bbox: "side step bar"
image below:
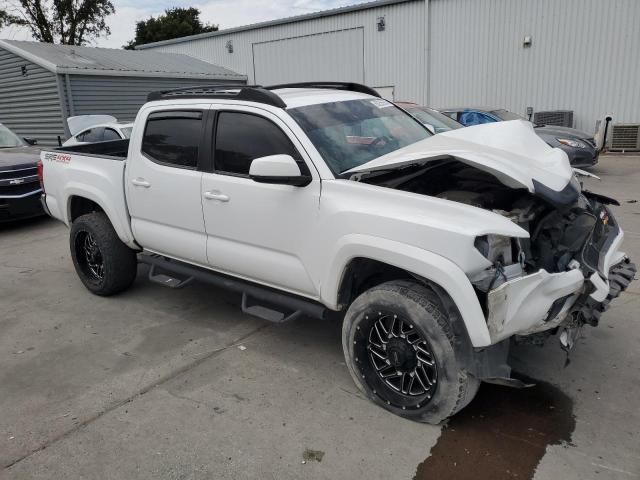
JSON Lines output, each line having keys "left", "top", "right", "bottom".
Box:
{"left": 138, "top": 254, "right": 327, "bottom": 322}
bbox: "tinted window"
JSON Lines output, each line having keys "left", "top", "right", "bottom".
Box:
{"left": 103, "top": 128, "right": 120, "bottom": 141}
{"left": 142, "top": 111, "right": 203, "bottom": 168}
{"left": 78, "top": 127, "right": 104, "bottom": 143}
{"left": 214, "top": 112, "right": 299, "bottom": 175}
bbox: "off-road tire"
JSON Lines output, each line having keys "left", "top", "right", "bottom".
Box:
{"left": 70, "top": 212, "right": 137, "bottom": 296}
{"left": 342, "top": 280, "right": 479, "bottom": 424}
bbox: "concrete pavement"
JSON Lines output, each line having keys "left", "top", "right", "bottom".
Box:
{"left": 1, "top": 155, "right": 639, "bottom": 479}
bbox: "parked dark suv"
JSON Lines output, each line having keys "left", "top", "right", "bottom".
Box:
{"left": 439, "top": 107, "right": 599, "bottom": 168}
{"left": 0, "top": 123, "right": 43, "bottom": 222}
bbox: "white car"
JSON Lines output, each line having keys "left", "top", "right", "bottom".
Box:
{"left": 39, "top": 83, "right": 635, "bottom": 423}
{"left": 63, "top": 115, "right": 133, "bottom": 146}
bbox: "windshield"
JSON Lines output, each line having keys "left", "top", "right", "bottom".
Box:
{"left": 288, "top": 99, "right": 431, "bottom": 175}
{"left": 121, "top": 127, "right": 133, "bottom": 138}
{"left": 490, "top": 109, "right": 529, "bottom": 122}
{"left": 406, "top": 107, "right": 462, "bottom": 133}
{"left": 0, "top": 124, "right": 25, "bottom": 148}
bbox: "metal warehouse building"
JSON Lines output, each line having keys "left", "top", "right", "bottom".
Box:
{"left": 0, "top": 40, "right": 246, "bottom": 146}
{"left": 137, "top": 0, "right": 640, "bottom": 145}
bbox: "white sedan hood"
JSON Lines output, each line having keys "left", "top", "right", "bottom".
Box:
{"left": 347, "top": 120, "right": 573, "bottom": 192}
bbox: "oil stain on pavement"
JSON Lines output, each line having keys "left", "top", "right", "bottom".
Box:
{"left": 414, "top": 376, "right": 575, "bottom": 480}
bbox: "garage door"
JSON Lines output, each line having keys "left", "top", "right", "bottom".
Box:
{"left": 253, "top": 28, "right": 364, "bottom": 85}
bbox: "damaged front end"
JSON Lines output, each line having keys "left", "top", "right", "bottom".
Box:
{"left": 465, "top": 173, "right": 635, "bottom": 349}
{"left": 359, "top": 156, "right": 635, "bottom": 352}
{"left": 350, "top": 121, "right": 635, "bottom": 353}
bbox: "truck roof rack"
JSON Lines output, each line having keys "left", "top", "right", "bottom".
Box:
{"left": 146, "top": 85, "right": 287, "bottom": 108}
{"left": 266, "top": 82, "right": 381, "bottom": 98}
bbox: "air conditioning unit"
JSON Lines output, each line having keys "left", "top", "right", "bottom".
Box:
{"left": 610, "top": 124, "right": 640, "bottom": 152}
{"left": 533, "top": 110, "right": 574, "bottom": 127}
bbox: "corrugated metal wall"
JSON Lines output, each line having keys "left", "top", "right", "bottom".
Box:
{"left": 429, "top": 0, "right": 640, "bottom": 132}
{"left": 0, "top": 47, "right": 65, "bottom": 146}
{"left": 145, "top": 1, "right": 428, "bottom": 104}
{"left": 64, "top": 75, "right": 244, "bottom": 124}
{"left": 143, "top": 0, "right": 640, "bottom": 134}
{"left": 253, "top": 28, "right": 365, "bottom": 84}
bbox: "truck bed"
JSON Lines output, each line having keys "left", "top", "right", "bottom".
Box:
{"left": 41, "top": 139, "right": 136, "bottom": 247}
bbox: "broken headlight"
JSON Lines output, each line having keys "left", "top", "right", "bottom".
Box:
{"left": 475, "top": 235, "right": 517, "bottom": 265}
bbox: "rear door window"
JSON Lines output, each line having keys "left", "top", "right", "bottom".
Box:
{"left": 141, "top": 111, "right": 203, "bottom": 169}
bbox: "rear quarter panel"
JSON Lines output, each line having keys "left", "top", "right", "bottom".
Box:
{"left": 41, "top": 150, "right": 136, "bottom": 248}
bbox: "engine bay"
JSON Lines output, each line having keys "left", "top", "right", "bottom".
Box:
{"left": 359, "top": 158, "right": 616, "bottom": 299}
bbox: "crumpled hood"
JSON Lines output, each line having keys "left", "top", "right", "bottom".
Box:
{"left": 346, "top": 120, "right": 574, "bottom": 193}
{"left": 0, "top": 146, "right": 41, "bottom": 170}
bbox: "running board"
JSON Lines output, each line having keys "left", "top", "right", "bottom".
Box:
{"left": 241, "top": 293, "right": 302, "bottom": 323}
{"left": 138, "top": 254, "right": 327, "bottom": 321}
{"left": 148, "top": 264, "right": 193, "bottom": 288}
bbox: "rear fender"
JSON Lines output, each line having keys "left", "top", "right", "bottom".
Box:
{"left": 64, "top": 184, "right": 137, "bottom": 248}
{"left": 322, "top": 234, "right": 491, "bottom": 347}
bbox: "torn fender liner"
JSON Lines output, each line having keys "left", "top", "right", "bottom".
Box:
{"left": 487, "top": 269, "right": 584, "bottom": 343}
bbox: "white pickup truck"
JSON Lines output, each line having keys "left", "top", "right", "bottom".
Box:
{"left": 39, "top": 82, "right": 635, "bottom": 423}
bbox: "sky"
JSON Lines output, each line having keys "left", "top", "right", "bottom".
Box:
{"left": 0, "top": 0, "right": 371, "bottom": 49}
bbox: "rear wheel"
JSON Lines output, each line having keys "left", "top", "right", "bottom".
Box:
{"left": 70, "top": 212, "right": 137, "bottom": 296}
{"left": 342, "top": 280, "right": 479, "bottom": 423}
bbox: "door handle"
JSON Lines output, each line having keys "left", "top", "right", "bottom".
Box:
{"left": 131, "top": 178, "right": 151, "bottom": 188}
{"left": 203, "top": 191, "right": 230, "bottom": 202}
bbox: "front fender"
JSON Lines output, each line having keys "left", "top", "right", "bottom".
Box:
{"left": 321, "top": 234, "right": 491, "bottom": 347}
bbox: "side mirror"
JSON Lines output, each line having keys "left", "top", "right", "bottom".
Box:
{"left": 249, "top": 154, "right": 312, "bottom": 187}
{"left": 23, "top": 137, "right": 38, "bottom": 145}
{"left": 423, "top": 123, "right": 436, "bottom": 135}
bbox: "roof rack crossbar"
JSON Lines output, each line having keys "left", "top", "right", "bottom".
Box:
{"left": 147, "top": 84, "right": 287, "bottom": 108}
{"left": 266, "top": 82, "right": 381, "bottom": 98}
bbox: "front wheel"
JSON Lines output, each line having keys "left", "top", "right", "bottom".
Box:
{"left": 70, "top": 212, "right": 137, "bottom": 296}
{"left": 342, "top": 280, "right": 479, "bottom": 424}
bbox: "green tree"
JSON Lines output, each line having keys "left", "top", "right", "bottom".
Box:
{"left": 1, "top": 0, "right": 115, "bottom": 45}
{"left": 124, "top": 7, "right": 218, "bottom": 50}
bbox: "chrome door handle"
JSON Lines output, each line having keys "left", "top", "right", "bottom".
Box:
{"left": 204, "top": 191, "right": 230, "bottom": 202}
{"left": 131, "top": 178, "right": 151, "bottom": 188}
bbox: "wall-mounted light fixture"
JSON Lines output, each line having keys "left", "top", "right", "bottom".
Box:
{"left": 377, "top": 16, "right": 386, "bottom": 32}
{"left": 21, "top": 65, "right": 27, "bottom": 76}
{"left": 523, "top": 35, "right": 532, "bottom": 47}
{"left": 226, "top": 40, "right": 234, "bottom": 53}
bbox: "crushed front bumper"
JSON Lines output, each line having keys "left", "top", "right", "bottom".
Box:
{"left": 486, "top": 268, "right": 585, "bottom": 343}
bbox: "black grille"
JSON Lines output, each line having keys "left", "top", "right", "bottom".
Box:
{"left": 0, "top": 166, "right": 37, "bottom": 181}
{"left": 0, "top": 166, "right": 40, "bottom": 197}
